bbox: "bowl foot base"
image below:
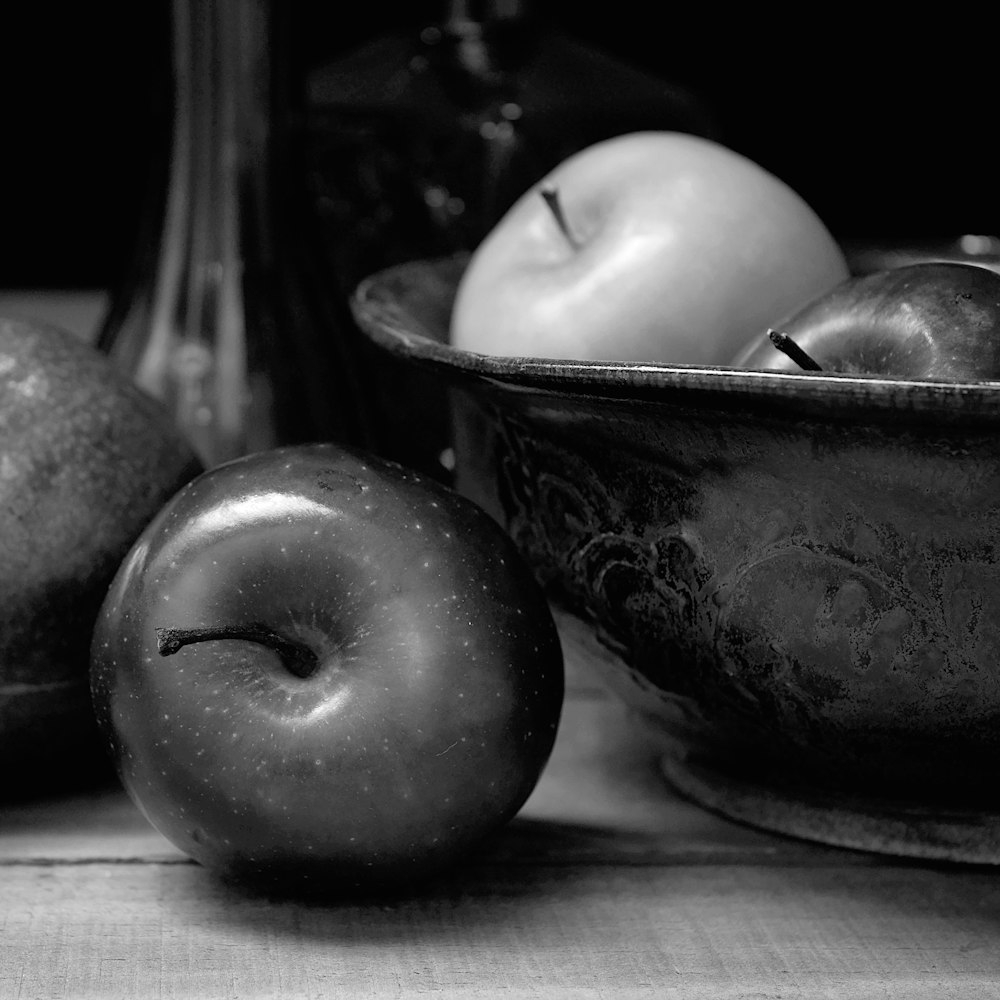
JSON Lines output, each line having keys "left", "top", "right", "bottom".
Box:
{"left": 659, "top": 742, "right": 1000, "bottom": 865}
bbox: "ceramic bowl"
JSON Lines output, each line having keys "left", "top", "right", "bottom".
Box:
{"left": 351, "top": 253, "right": 1000, "bottom": 863}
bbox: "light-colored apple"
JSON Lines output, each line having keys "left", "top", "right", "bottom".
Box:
{"left": 450, "top": 131, "right": 851, "bottom": 365}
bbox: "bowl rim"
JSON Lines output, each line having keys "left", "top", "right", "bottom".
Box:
{"left": 351, "top": 255, "right": 1000, "bottom": 425}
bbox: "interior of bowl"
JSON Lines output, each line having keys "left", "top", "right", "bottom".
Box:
{"left": 351, "top": 254, "right": 1000, "bottom": 428}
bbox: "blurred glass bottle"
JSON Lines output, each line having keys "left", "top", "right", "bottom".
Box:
{"left": 297, "top": 0, "right": 719, "bottom": 480}
{"left": 96, "top": 0, "right": 372, "bottom": 469}
{"left": 304, "top": 0, "right": 718, "bottom": 283}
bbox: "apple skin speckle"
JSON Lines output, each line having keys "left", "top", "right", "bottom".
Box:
{"left": 89, "top": 443, "right": 564, "bottom": 896}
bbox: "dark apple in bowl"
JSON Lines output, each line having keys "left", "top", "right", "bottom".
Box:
{"left": 733, "top": 261, "right": 1000, "bottom": 380}
{"left": 90, "top": 443, "right": 564, "bottom": 896}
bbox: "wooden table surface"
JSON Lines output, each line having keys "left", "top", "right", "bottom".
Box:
{"left": 5, "top": 655, "right": 1000, "bottom": 1000}
{"left": 3, "top": 293, "right": 1000, "bottom": 998}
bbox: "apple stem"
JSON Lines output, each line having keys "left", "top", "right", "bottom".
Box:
{"left": 767, "top": 328, "right": 824, "bottom": 371}
{"left": 155, "top": 623, "right": 319, "bottom": 679}
{"left": 540, "top": 185, "right": 581, "bottom": 251}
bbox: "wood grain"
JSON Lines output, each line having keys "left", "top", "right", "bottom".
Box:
{"left": 5, "top": 860, "right": 1000, "bottom": 999}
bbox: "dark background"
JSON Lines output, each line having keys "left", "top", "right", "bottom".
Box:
{"left": 2, "top": 2, "right": 996, "bottom": 291}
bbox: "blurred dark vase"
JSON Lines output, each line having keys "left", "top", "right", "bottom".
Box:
{"left": 96, "top": 0, "right": 373, "bottom": 469}
{"left": 298, "top": 0, "right": 719, "bottom": 481}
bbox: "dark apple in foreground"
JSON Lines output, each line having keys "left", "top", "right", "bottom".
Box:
{"left": 733, "top": 261, "right": 1000, "bottom": 379}
{"left": 90, "top": 444, "right": 564, "bottom": 894}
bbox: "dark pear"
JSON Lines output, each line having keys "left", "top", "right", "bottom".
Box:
{"left": 733, "top": 262, "right": 1000, "bottom": 380}
{"left": 0, "top": 317, "right": 202, "bottom": 796}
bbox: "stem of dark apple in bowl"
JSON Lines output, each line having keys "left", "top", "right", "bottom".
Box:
{"left": 155, "top": 624, "right": 320, "bottom": 679}
{"left": 540, "top": 186, "right": 581, "bottom": 251}
{"left": 767, "top": 328, "right": 824, "bottom": 371}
